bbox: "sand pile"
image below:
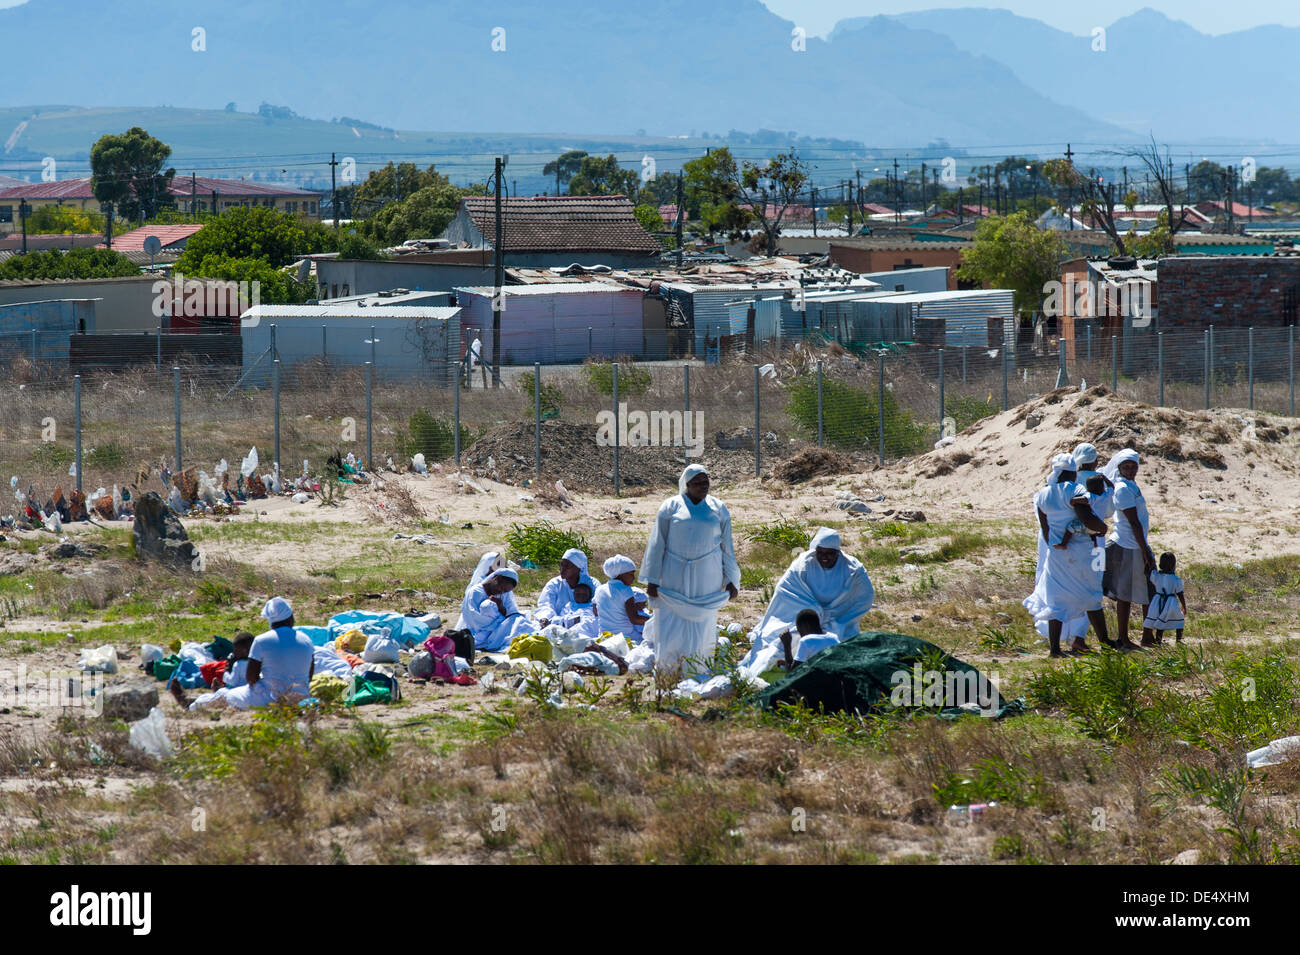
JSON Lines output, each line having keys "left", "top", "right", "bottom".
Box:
{"left": 909, "top": 385, "right": 1300, "bottom": 507}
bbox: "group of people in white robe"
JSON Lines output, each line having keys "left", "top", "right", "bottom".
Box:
{"left": 455, "top": 463, "right": 879, "bottom": 680}
{"left": 1024, "top": 443, "right": 1185, "bottom": 656}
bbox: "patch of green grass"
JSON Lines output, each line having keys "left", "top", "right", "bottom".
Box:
{"left": 746, "top": 519, "right": 810, "bottom": 551}
{"left": 86, "top": 441, "right": 128, "bottom": 470}
{"left": 504, "top": 519, "right": 589, "bottom": 568}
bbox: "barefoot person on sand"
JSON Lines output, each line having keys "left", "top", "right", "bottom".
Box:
{"left": 1101, "top": 449, "right": 1153, "bottom": 646}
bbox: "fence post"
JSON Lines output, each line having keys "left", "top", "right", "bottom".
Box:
{"left": 588, "top": 326, "right": 593, "bottom": 357}
{"left": 961, "top": 343, "right": 967, "bottom": 383}
{"left": 365, "top": 360, "right": 373, "bottom": 471}
{"left": 534, "top": 361, "right": 542, "bottom": 478}
{"left": 1055, "top": 337, "right": 1067, "bottom": 388}
{"left": 156, "top": 325, "right": 162, "bottom": 374}
{"left": 816, "top": 359, "right": 824, "bottom": 446}
{"left": 30, "top": 328, "right": 37, "bottom": 372}
{"left": 453, "top": 362, "right": 461, "bottom": 468}
{"left": 612, "top": 362, "right": 620, "bottom": 496}
{"left": 173, "top": 366, "right": 182, "bottom": 472}
{"left": 754, "top": 364, "right": 761, "bottom": 477}
{"left": 73, "top": 374, "right": 82, "bottom": 494}
{"left": 273, "top": 358, "right": 281, "bottom": 476}
{"left": 322, "top": 324, "right": 327, "bottom": 362}
{"left": 1001, "top": 329, "right": 1008, "bottom": 412}
{"left": 1205, "top": 325, "right": 1213, "bottom": 410}
{"left": 1087, "top": 325, "right": 1092, "bottom": 362}
{"left": 938, "top": 348, "right": 945, "bottom": 425}
{"left": 1291, "top": 325, "right": 1295, "bottom": 418}
{"left": 684, "top": 363, "right": 690, "bottom": 419}
{"left": 1110, "top": 335, "right": 1117, "bottom": 394}
{"left": 370, "top": 325, "right": 376, "bottom": 370}
{"left": 877, "top": 351, "right": 886, "bottom": 465}
{"left": 1248, "top": 326, "right": 1255, "bottom": 410}
{"left": 1157, "top": 332, "right": 1164, "bottom": 407}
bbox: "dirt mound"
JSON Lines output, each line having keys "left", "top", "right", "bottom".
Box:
{"left": 459, "top": 419, "right": 818, "bottom": 494}
{"left": 908, "top": 385, "right": 1300, "bottom": 507}
{"left": 774, "top": 446, "right": 856, "bottom": 484}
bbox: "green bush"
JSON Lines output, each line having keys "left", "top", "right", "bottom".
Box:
{"left": 747, "top": 519, "right": 810, "bottom": 550}
{"left": 87, "top": 441, "right": 127, "bottom": 470}
{"left": 505, "top": 519, "right": 589, "bottom": 567}
{"left": 788, "top": 377, "right": 929, "bottom": 455}
{"left": 944, "top": 393, "right": 999, "bottom": 433}
{"left": 395, "top": 410, "right": 471, "bottom": 462}
{"left": 583, "top": 361, "right": 650, "bottom": 397}
{"left": 519, "top": 371, "right": 563, "bottom": 418}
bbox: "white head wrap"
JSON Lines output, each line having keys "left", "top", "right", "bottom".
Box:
{"left": 560, "top": 547, "right": 588, "bottom": 573}
{"left": 470, "top": 551, "right": 505, "bottom": 587}
{"left": 679, "top": 463, "right": 709, "bottom": 495}
{"left": 1050, "top": 452, "right": 1077, "bottom": 480}
{"left": 261, "top": 596, "right": 293, "bottom": 625}
{"left": 1072, "top": 443, "right": 1098, "bottom": 467}
{"left": 603, "top": 554, "right": 636, "bottom": 578}
{"left": 810, "top": 527, "right": 841, "bottom": 551}
{"left": 1101, "top": 448, "right": 1139, "bottom": 483}
{"left": 485, "top": 568, "right": 518, "bottom": 587}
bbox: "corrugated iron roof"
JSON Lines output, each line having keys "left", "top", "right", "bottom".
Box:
{"left": 460, "top": 195, "right": 661, "bottom": 255}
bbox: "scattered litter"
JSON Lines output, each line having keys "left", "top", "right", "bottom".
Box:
{"left": 78, "top": 645, "right": 118, "bottom": 674}
{"left": 1247, "top": 736, "right": 1300, "bottom": 769}
{"left": 128, "top": 707, "right": 174, "bottom": 759}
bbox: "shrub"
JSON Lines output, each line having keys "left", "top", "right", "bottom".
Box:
{"left": 505, "top": 519, "right": 589, "bottom": 567}
{"left": 788, "top": 377, "right": 929, "bottom": 455}
{"left": 87, "top": 441, "right": 127, "bottom": 470}
{"left": 395, "top": 410, "right": 471, "bottom": 461}
{"left": 945, "top": 393, "right": 999, "bottom": 433}
{"left": 747, "top": 519, "right": 810, "bottom": 550}
{"left": 583, "top": 361, "right": 650, "bottom": 397}
{"left": 519, "top": 371, "right": 563, "bottom": 418}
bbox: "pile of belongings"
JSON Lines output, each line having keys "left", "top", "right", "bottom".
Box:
{"left": 758, "top": 631, "right": 1025, "bottom": 719}
{"left": 8, "top": 477, "right": 100, "bottom": 530}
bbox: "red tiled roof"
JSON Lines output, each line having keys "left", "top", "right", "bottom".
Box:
{"left": 98, "top": 223, "right": 204, "bottom": 251}
{"left": 461, "top": 195, "right": 660, "bottom": 254}
{"left": 0, "top": 175, "right": 315, "bottom": 201}
{"left": 1195, "top": 200, "right": 1273, "bottom": 219}
{"left": 861, "top": 203, "right": 895, "bottom": 215}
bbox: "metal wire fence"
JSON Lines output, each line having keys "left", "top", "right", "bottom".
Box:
{"left": 1, "top": 324, "right": 1295, "bottom": 503}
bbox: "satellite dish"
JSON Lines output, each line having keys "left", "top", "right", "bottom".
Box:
{"left": 142, "top": 235, "right": 162, "bottom": 256}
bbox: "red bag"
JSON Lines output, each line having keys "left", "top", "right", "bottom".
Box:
{"left": 199, "top": 659, "right": 228, "bottom": 687}
{"left": 422, "top": 635, "right": 477, "bottom": 686}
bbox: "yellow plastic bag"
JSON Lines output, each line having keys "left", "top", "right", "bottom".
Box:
{"left": 508, "top": 633, "right": 552, "bottom": 663}
{"left": 309, "top": 673, "right": 350, "bottom": 703}
{"left": 336, "top": 629, "right": 368, "bottom": 654}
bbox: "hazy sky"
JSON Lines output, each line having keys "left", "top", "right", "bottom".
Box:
{"left": 2, "top": 0, "right": 1295, "bottom": 35}
{"left": 760, "top": 1, "right": 1296, "bottom": 36}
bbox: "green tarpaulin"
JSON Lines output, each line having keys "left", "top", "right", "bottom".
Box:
{"left": 758, "top": 631, "right": 1024, "bottom": 720}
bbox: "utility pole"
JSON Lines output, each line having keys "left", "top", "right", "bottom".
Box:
{"left": 856, "top": 168, "right": 862, "bottom": 229}
{"left": 493, "top": 156, "right": 505, "bottom": 388}
{"left": 932, "top": 168, "right": 939, "bottom": 215}
{"left": 329, "top": 153, "right": 339, "bottom": 230}
{"left": 1064, "top": 143, "right": 1075, "bottom": 230}
{"left": 675, "top": 173, "right": 684, "bottom": 268}
{"left": 845, "top": 183, "right": 852, "bottom": 234}
{"left": 893, "top": 157, "right": 900, "bottom": 222}
{"left": 920, "top": 162, "right": 927, "bottom": 213}
{"left": 19, "top": 200, "right": 30, "bottom": 254}
{"left": 811, "top": 186, "right": 818, "bottom": 238}
{"left": 191, "top": 172, "right": 197, "bottom": 221}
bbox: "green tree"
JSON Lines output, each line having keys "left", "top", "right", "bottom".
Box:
{"left": 353, "top": 162, "right": 449, "bottom": 211}
{"left": 957, "top": 211, "right": 1066, "bottom": 318}
{"left": 0, "top": 247, "right": 138, "bottom": 280}
{"left": 186, "top": 253, "right": 313, "bottom": 304}
{"left": 542, "top": 150, "right": 588, "bottom": 194}
{"left": 633, "top": 203, "right": 665, "bottom": 234}
{"left": 357, "top": 181, "right": 470, "bottom": 246}
{"left": 682, "top": 147, "right": 807, "bottom": 254}
{"left": 336, "top": 232, "right": 383, "bottom": 260}
{"left": 175, "top": 206, "right": 306, "bottom": 272}
{"left": 567, "top": 154, "right": 639, "bottom": 197}
{"left": 89, "top": 127, "right": 176, "bottom": 222}
{"left": 26, "top": 205, "right": 105, "bottom": 235}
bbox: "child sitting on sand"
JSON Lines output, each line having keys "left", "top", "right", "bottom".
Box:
{"left": 1142, "top": 552, "right": 1187, "bottom": 646}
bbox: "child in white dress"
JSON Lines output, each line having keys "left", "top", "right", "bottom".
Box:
{"left": 1142, "top": 552, "right": 1186, "bottom": 646}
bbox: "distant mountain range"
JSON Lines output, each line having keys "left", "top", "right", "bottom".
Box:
{"left": 0, "top": 2, "right": 1290, "bottom": 175}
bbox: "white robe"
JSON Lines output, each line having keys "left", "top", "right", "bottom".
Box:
{"left": 460, "top": 581, "right": 533, "bottom": 651}
{"left": 740, "top": 548, "right": 874, "bottom": 679}
{"left": 640, "top": 492, "right": 740, "bottom": 677}
{"left": 1029, "top": 481, "right": 1103, "bottom": 625}
{"left": 535, "top": 573, "right": 598, "bottom": 624}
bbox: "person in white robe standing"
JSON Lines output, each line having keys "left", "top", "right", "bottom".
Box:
{"left": 640, "top": 464, "right": 740, "bottom": 678}
{"left": 460, "top": 568, "right": 532, "bottom": 652}
{"left": 1033, "top": 453, "right": 1114, "bottom": 657}
{"left": 739, "top": 526, "right": 874, "bottom": 679}
{"left": 535, "top": 547, "right": 596, "bottom": 626}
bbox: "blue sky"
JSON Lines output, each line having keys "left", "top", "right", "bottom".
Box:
{"left": 760, "top": 1, "right": 1297, "bottom": 36}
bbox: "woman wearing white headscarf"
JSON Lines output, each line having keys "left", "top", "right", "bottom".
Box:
{"left": 454, "top": 551, "right": 507, "bottom": 629}
{"left": 460, "top": 568, "right": 533, "bottom": 651}
{"left": 641, "top": 464, "right": 741, "bottom": 677}
{"left": 535, "top": 547, "right": 597, "bottom": 626}
{"left": 739, "top": 527, "right": 874, "bottom": 679}
{"left": 1101, "top": 448, "right": 1152, "bottom": 644}
{"left": 1033, "top": 453, "right": 1113, "bottom": 656}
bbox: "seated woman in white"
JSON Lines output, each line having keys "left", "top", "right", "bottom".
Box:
{"left": 535, "top": 548, "right": 597, "bottom": 626}
{"left": 461, "top": 568, "right": 532, "bottom": 652}
{"left": 594, "top": 554, "right": 652, "bottom": 643}
{"left": 454, "top": 551, "right": 507, "bottom": 629}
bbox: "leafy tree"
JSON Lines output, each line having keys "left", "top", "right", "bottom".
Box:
{"left": 542, "top": 150, "right": 588, "bottom": 194}
{"left": 1187, "top": 159, "right": 1227, "bottom": 204}
{"left": 175, "top": 206, "right": 306, "bottom": 272}
{"left": 682, "top": 147, "right": 807, "bottom": 254}
{"left": 640, "top": 171, "right": 682, "bottom": 207}
{"left": 0, "top": 247, "right": 137, "bottom": 280}
{"left": 26, "top": 205, "right": 104, "bottom": 235}
{"left": 1044, "top": 158, "right": 1128, "bottom": 255}
{"left": 357, "top": 181, "right": 469, "bottom": 245}
{"left": 633, "top": 203, "right": 665, "bottom": 234}
{"left": 957, "top": 211, "right": 1066, "bottom": 318}
{"left": 336, "top": 232, "right": 383, "bottom": 260}
{"left": 353, "top": 162, "right": 449, "bottom": 211}
{"left": 185, "top": 253, "right": 313, "bottom": 304}
{"left": 567, "top": 154, "right": 639, "bottom": 197}
{"left": 89, "top": 127, "right": 176, "bottom": 222}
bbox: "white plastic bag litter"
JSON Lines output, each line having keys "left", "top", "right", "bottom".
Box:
{"left": 292, "top": 492, "right": 310, "bottom": 503}
{"left": 362, "top": 633, "right": 402, "bottom": 664}
{"left": 599, "top": 634, "right": 630, "bottom": 658}
{"left": 1247, "top": 736, "right": 1300, "bottom": 769}
{"left": 240, "top": 447, "right": 259, "bottom": 478}
{"left": 128, "top": 707, "right": 174, "bottom": 758}
{"left": 411, "top": 453, "right": 428, "bottom": 474}
{"left": 179, "top": 642, "right": 215, "bottom": 665}
{"left": 625, "top": 643, "right": 655, "bottom": 674}
{"left": 140, "top": 643, "right": 165, "bottom": 665}
{"left": 545, "top": 624, "right": 590, "bottom": 657}
{"left": 78, "top": 645, "right": 118, "bottom": 674}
